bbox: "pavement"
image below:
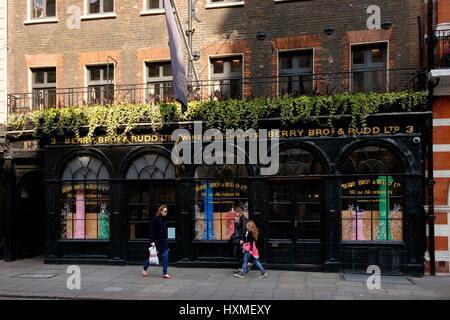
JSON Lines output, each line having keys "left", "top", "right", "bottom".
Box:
{"left": 0, "top": 257, "right": 449, "bottom": 300}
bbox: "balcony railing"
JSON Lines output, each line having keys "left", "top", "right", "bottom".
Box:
{"left": 7, "top": 68, "right": 426, "bottom": 115}
{"left": 433, "top": 28, "right": 450, "bottom": 69}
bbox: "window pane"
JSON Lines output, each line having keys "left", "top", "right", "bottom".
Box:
{"left": 213, "top": 60, "right": 224, "bottom": 74}
{"left": 268, "top": 221, "right": 291, "bottom": 239}
{"left": 47, "top": 70, "right": 56, "bottom": 83}
{"left": 162, "top": 63, "right": 172, "bottom": 77}
{"left": 105, "top": 66, "right": 114, "bottom": 81}
{"left": 34, "top": 71, "right": 45, "bottom": 84}
{"left": 33, "top": 0, "right": 44, "bottom": 18}
{"left": 279, "top": 76, "right": 292, "bottom": 96}
{"left": 149, "top": 0, "right": 160, "bottom": 9}
{"left": 90, "top": 68, "right": 101, "bottom": 81}
{"left": 47, "top": 89, "right": 57, "bottom": 107}
{"left": 46, "top": 0, "right": 56, "bottom": 17}
{"left": 148, "top": 64, "right": 159, "bottom": 78}
{"left": 230, "top": 59, "right": 242, "bottom": 73}
{"left": 298, "top": 54, "right": 311, "bottom": 69}
{"left": 103, "top": 0, "right": 114, "bottom": 12}
{"left": 371, "top": 69, "right": 386, "bottom": 92}
{"left": 296, "top": 204, "right": 320, "bottom": 222}
{"left": 297, "top": 222, "right": 320, "bottom": 239}
{"left": 280, "top": 54, "right": 293, "bottom": 70}
{"left": 371, "top": 48, "right": 384, "bottom": 64}
{"left": 269, "top": 183, "right": 292, "bottom": 202}
{"left": 89, "top": 0, "right": 100, "bottom": 14}
{"left": 229, "top": 79, "right": 241, "bottom": 99}
{"left": 269, "top": 204, "right": 291, "bottom": 221}
{"left": 352, "top": 48, "right": 365, "bottom": 65}
{"left": 352, "top": 72, "right": 365, "bottom": 93}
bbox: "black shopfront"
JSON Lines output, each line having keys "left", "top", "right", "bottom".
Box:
{"left": 4, "top": 113, "right": 428, "bottom": 276}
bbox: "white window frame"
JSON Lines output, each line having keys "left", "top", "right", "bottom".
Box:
{"left": 84, "top": 63, "right": 115, "bottom": 105}
{"left": 141, "top": 0, "right": 165, "bottom": 15}
{"left": 209, "top": 54, "right": 244, "bottom": 99}
{"left": 206, "top": 0, "right": 245, "bottom": 9}
{"left": 25, "top": 0, "right": 58, "bottom": 25}
{"left": 144, "top": 59, "right": 173, "bottom": 103}
{"left": 82, "top": 0, "right": 116, "bottom": 20}
{"left": 28, "top": 66, "right": 57, "bottom": 110}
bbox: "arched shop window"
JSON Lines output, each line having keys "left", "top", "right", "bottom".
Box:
{"left": 126, "top": 153, "right": 176, "bottom": 240}
{"left": 60, "top": 155, "right": 110, "bottom": 240}
{"left": 266, "top": 148, "right": 323, "bottom": 240}
{"left": 194, "top": 164, "right": 249, "bottom": 241}
{"left": 341, "top": 146, "right": 404, "bottom": 241}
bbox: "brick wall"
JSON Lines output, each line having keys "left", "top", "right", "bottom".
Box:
{"left": 7, "top": 0, "right": 423, "bottom": 94}
{"left": 0, "top": 1, "right": 6, "bottom": 124}
{"left": 431, "top": 95, "right": 450, "bottom": 274}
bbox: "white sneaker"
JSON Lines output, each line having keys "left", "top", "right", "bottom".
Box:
{"left": 258, "top": 271, "right": 267, "bottom": 279}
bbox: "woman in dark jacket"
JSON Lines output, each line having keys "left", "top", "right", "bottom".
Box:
{"left": 142, "top": 205, "right": 172, "bottom": 279}
{"left": 231, "top": 207, "right": 247, "bottom": 270}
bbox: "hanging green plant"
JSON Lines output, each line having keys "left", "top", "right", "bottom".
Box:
{"left": 7, "top": 90, "right": 428, "bottom": 140}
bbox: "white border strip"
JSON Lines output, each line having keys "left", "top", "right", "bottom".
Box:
{"left": 434, "top": 118, "right": 450, "bottom": 126}
{"left": 434, "top": 144, "right": 450, "bottom": 152}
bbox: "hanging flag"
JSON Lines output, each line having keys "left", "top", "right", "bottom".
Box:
{"left": 164, "top": 0, "right": 188, "bottom": 113}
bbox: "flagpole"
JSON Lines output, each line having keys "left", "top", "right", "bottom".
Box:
{"left": 170, "top": 0, "right": 199, "bottom": 85}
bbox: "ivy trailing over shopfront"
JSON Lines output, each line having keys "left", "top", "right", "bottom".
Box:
{"left": 7, "top": 90, "right": 428, "bottom": 139}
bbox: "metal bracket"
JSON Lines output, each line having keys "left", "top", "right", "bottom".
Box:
{"left": 192, "top": 0, "right": 201, "bottom": 22}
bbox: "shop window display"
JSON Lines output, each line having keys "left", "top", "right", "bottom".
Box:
{"left": 60, "top": 155, "right": 110, "bottom": 240}
{"left": 341, "top": 146, "right": 404, "bottom": 241}
{"left": 194, "top": 164, "right": 249, "bottom": 241}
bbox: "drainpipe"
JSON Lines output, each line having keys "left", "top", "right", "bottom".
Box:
{"left": 427, "top": 0, "right": 436, "bottom": 276}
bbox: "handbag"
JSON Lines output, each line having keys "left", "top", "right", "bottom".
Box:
{"left": 243, "top": 241, "right": 259, "bottom": 259}
{"left": 149, "top": 246, "right": 159, "bottom": 265}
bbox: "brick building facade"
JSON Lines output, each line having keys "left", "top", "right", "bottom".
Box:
{"left": 2, "top": 0, "right": 440, "bottom": 275}
{"left": 7, "top": 1, "right": 422, "bottom": 94}
{"left": 428, "top": 0, "right": 450, "bottom": 274}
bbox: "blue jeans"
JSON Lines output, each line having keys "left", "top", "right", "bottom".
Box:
{"left": 241, "top": 252, "right": 264, "bottom": 273}
{"left": 143, "top": 249, "right": 169, "bottom": 275}
{"left": 234, "top": 245, "right": 243, "bottom": 267}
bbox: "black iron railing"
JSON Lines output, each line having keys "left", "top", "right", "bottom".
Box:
{"left": 433, "top": 28, "right": 450, "bottom": 69}
{"left": 7, "top": 68, "right": 426, "bottom": 115}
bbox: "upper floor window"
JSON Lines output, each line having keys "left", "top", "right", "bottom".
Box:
{"left": 279, "top": 50, "right": 314, "bottom": 96}
{"left": 31, "top": 0, "right": 56, "bottom": 19}
{"left": 206, "top": 0, "right": 245, "bottom": 8}
{"left": 210, "top": 56, "right": 242, "bottom": 100}
{"left": 87, "top": 64, "right": 114, "bottom": 105}
{"left": 210, "top": 0, "right": 242, "bottom": 2}
{"left": 146, "top": 61, "right": 173, "bottom": 104}
{"left": 146, "top": 0, "right": 163, "bottom": 10}
{"left": 31, "top": 67, "right": 56, "bottom": 110}
{"left": 87, "top": 0, "right": 114, "bottom": 14}
{"left": 351, "top": 43, "right": 387, "bottom": 93}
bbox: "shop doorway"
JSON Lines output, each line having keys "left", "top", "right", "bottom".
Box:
{"left": 266, "top": 178, "right": 323, "bottom": 265}
{"left": 124, "top": 151, "right": 177, "bottom": 262}
{"left": 16, "top": 170, "right": 45, "bottom": 259}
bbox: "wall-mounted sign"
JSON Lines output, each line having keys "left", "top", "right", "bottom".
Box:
{"left": 48, "top": 125, "right": 417, "bottom": 145}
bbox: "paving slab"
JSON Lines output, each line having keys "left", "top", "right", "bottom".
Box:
{"left": 0, "top": 258, "right": 450, "bottom": 300}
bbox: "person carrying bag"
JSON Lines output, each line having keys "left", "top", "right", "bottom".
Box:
{"left": 142, "top": 205, "right": 172, "bottom": 279}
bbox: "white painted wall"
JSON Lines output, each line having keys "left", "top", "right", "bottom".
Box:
{"left": 0, "top": 1, "right": 7, "bottom": 125}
